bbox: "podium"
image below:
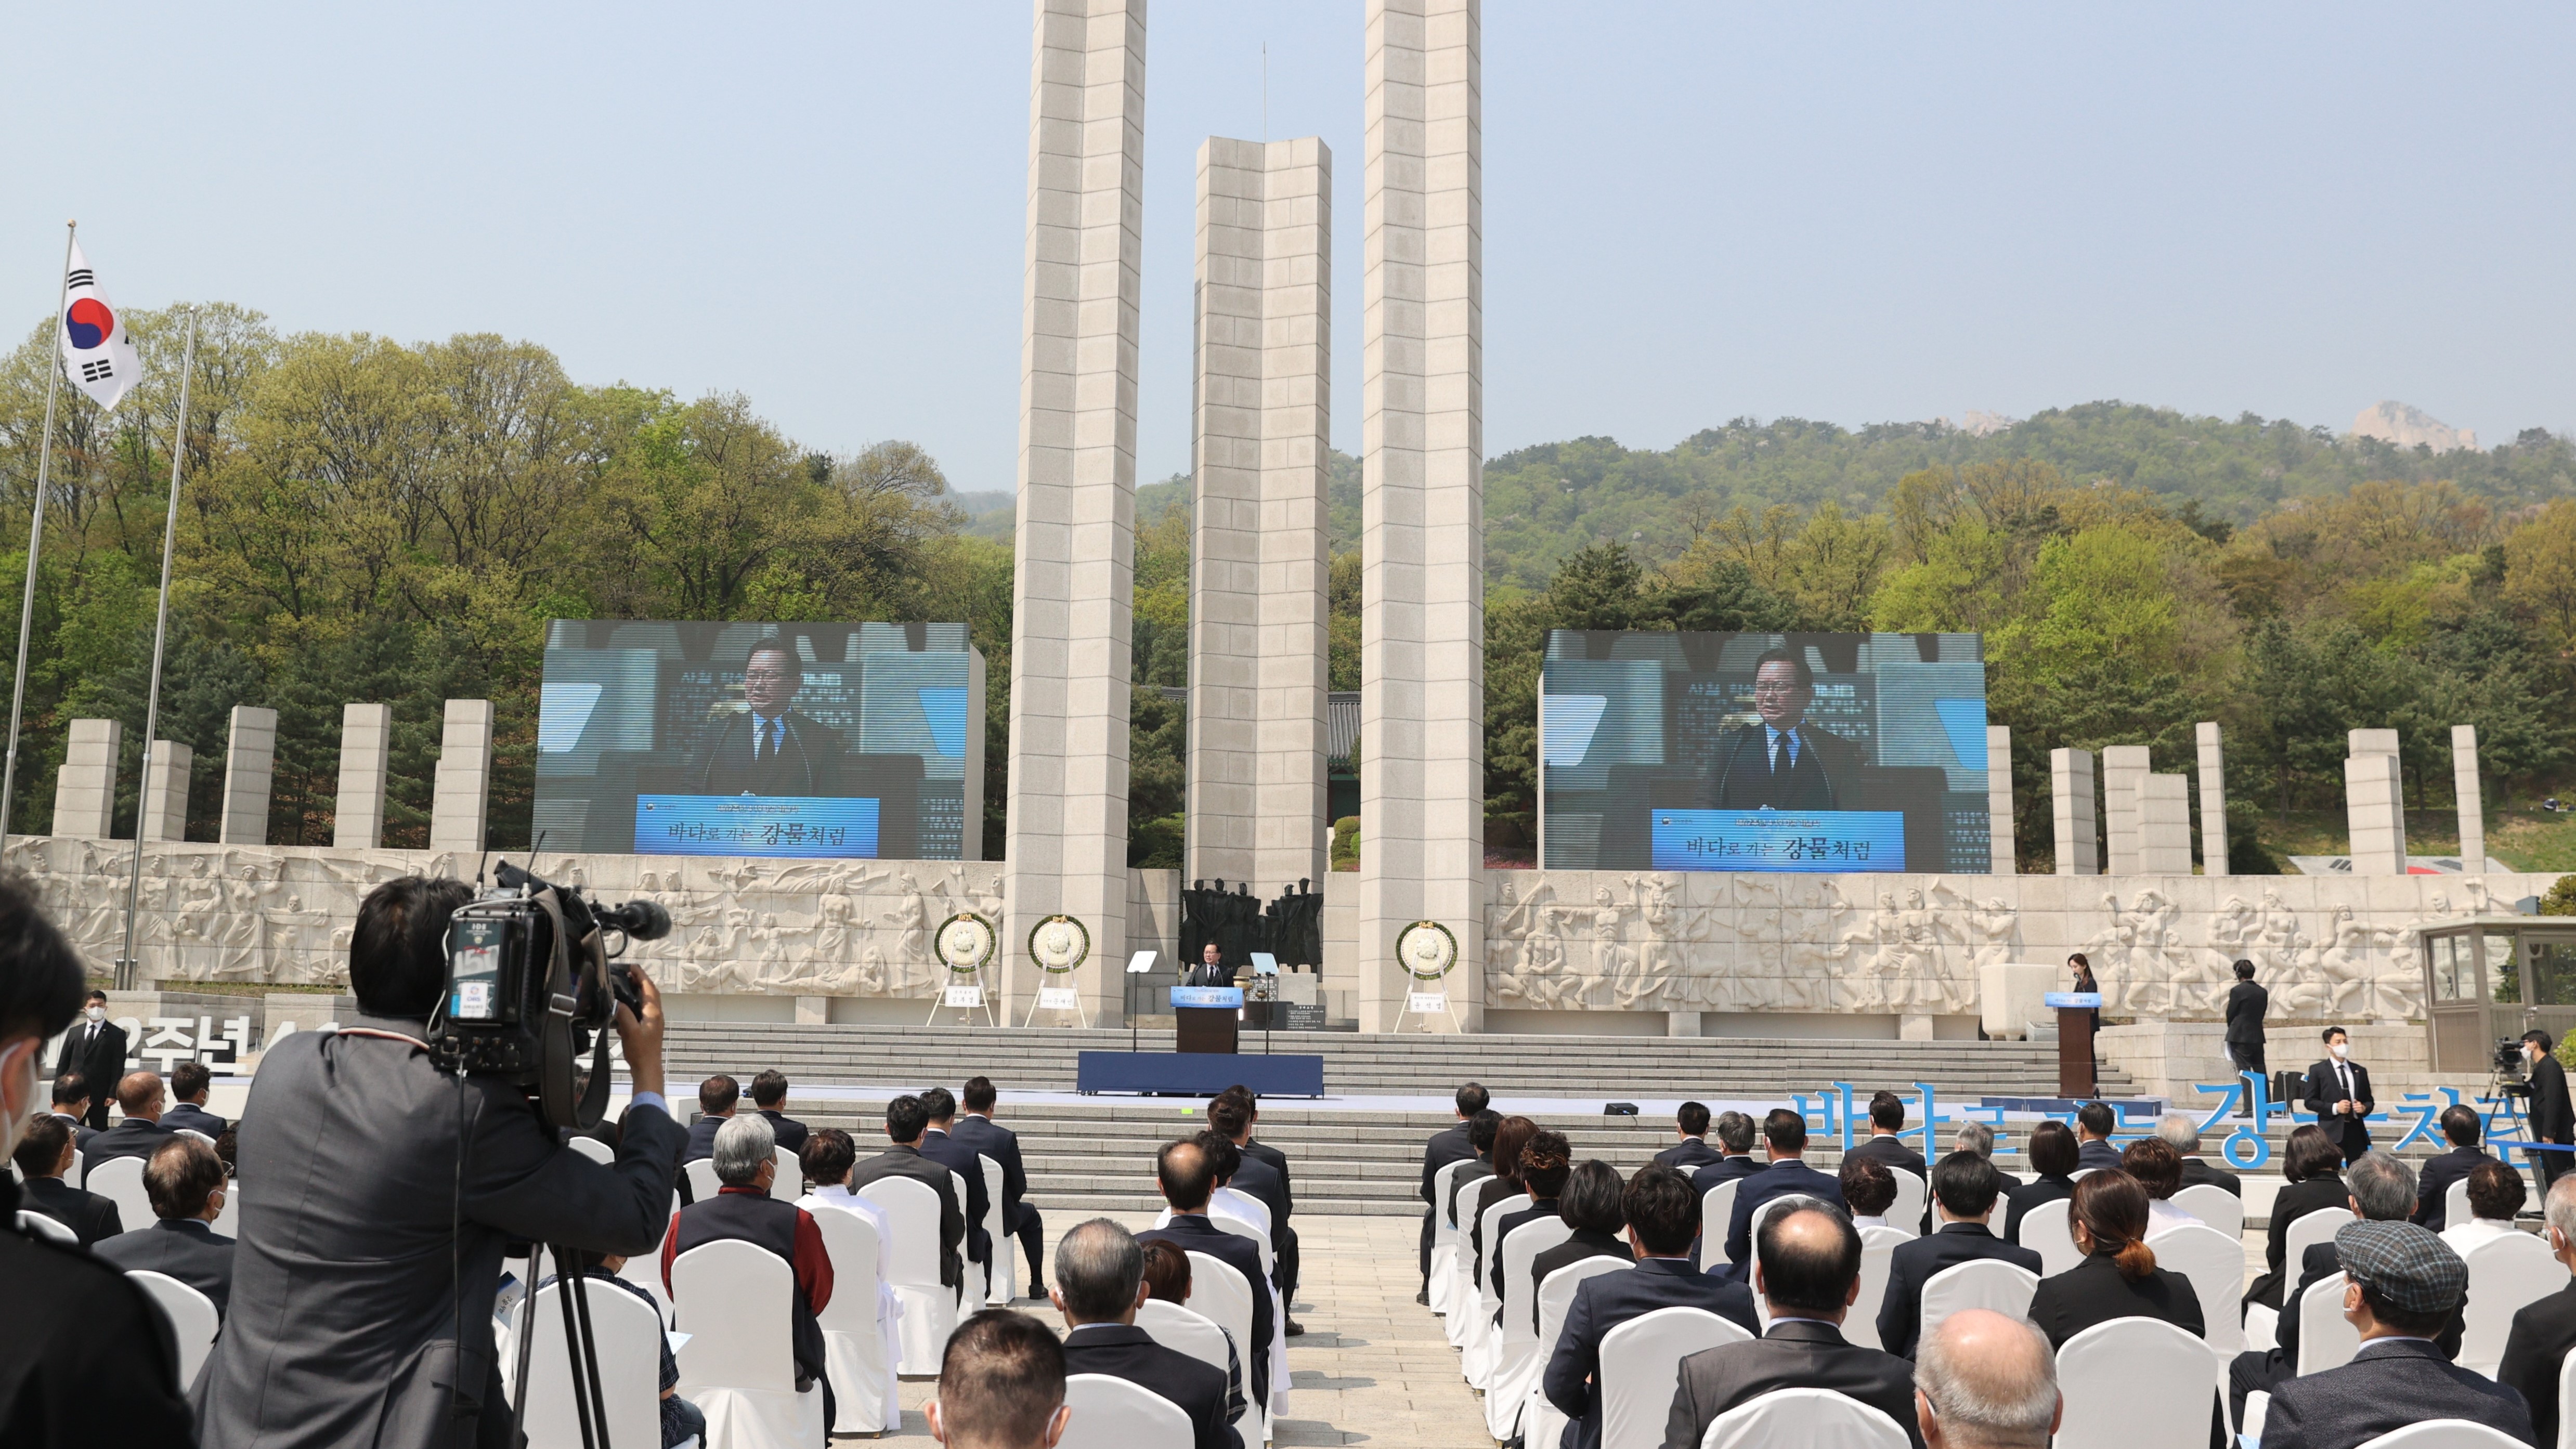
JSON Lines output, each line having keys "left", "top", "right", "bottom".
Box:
{"left": 1172, "top": 986, "right": 1243, "bottom": 1055}
{"left": 2046, "top": 991, "right": 2101, "bottom": 1098}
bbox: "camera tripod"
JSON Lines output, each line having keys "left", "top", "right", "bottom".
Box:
{"left": 508, "top": 1241, "right": 618, "bottom": 1449}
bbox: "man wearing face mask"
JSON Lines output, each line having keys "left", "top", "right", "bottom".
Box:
{"left": 2523, "top": 1030, "right": 2574, "bottom": 1192}
{"left": 2305, "top": 1026, "right": 2376, "bottom": 1167}
{"left": 0, "top": 872, "right": 198, "bottom": 1444}
{"left": 50, "top": 989, "right": 126, "bottom": 1131}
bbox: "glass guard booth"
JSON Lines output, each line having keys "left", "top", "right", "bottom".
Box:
{"left": 2421, "top": 916, "right": 2576, "bottom": 1074}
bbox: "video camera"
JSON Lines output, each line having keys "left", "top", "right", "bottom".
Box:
{"left": 430, "top": 860, "right": 671, "bottom": 1131}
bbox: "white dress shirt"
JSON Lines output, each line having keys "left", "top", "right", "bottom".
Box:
{"left": 2440, "top": 1216, "right": 2518, "bottom": 1257}
{"left": 2146, "top": 1198, "right": 2197, "bottom": 1235}
{"left": 1850, "top": 1213, "right": 1889, "bottom": 1231}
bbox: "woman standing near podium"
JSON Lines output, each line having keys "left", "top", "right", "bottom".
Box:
{"left": 2067, "top": 954, "right": 2102, "bottom": 1074}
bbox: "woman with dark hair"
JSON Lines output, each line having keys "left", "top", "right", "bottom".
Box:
{"left": 792, "top": 1124, "right": 904, "bottom": 1407}
{"left": 2068, "top": 953, "right": 2103, "bottom": 1070}
{"left": 2025, "top": 1170, "right": 2206, "bottom": 1348}
{"left": 2250, "top": 1124, "right": 2348, "bottom": 1308}
{"left": 1468, "top": 1115, "right": 1540, "bottom": 1296}
{"left": 1527, "top": 1159, "right": 1632, "bottom": 1333}
{"left": 2120, "top": 1137, "right": 2195, "bottom": 1233}
{"left": 2003, "top": 1119, "right": 2081, "bottom": 1244}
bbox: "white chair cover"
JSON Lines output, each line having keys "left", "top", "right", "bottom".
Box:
{"left": 2170, "top": 1183, "right": 2243, "bottom": 1238}
{"left": 2146, "top": 1223, "right": 2246, "bottom": 1356}
{"left": 1187, "top": 1251, "right": 1266, "bottom": 1449}
{"left": 2558, "top": 1351, "right": 2576, "bottom": 1449}
{"left": 86, "top": 1155, "right": 152, "bottom": 1233}
{"left": 566, "top": 1135, "right": 614, "bottom": 1166}
{"left": 212, "top": 1176, "right": 240, "bottom": 1238}
{"left": 172, "top": 1128, "right": 217, "bottom": 1145}
{"left": 2295, "top": 1271, "right": 2360, "bottom": 1375}
{"left": 1462, "top": 1193, "right": 1531, "bottom": 1388}
{"left": 2284, "top": 1206, "right": 2356, "bottom": 1267}
{"left": 778, "top": 1146, "right": 803, "bottom": 1196}
{"left": 1136, "top": 1298, "right": 1232, "bottom": 1379}
{"left": 672, "top": 1239, "right": 826, "bottom": 1449}
{"left": 1844, "top": 1225, "right": 1911, "bottom": 1352}
{"left": 860, "top": 1176, "right": 957, "bottom": 1377}
{"left": 2353, "top": 1422, "right": 2535, "bottom": 1448}
{"left": 127, "top": 1270, "right": 219, "bottom": 1393}
{"left": 1446, "top": 1177, "right": 1489, "bottom": 1349}
{"left": 1062, "top": 1373, "right": 1194, "bottom": 1449}
{"left": 1698, "top": 1180, "right": 1740, "bottom": 1271}
{"left": 1487, "top": 1219, "right": 1580, "bottom": 1440}
{"left": 2448, "top": 1178, "right": 2473, "bottom": 1235}
{"left": 2243, "top": 1392, "right": 2270, "bottom": 1446}
{"left": 1207, "top": 1209, "right": 1276, "bottom": 1283}
{"left": 17, "top": 1209, "right": 75, "bottom": 1243}
{"left": 620, "top": 1193, "right": 679, "bottom": 1320}
{"left": 946, "top": 1169, "right": 971, "bottom": 1309}
{"left": 2461, "top": 1231, "right": 2560, "bottom": 1375}
{"left": 1599, "top": 1306, "right": 1752, "bottom": 1449}
{"left": 1524, "top": 1259, "right": 1634, "bottom": 1449}
{"left": 980, "top": 1154, "right": 1012, "bottom": 1306}
{"left": 2053, "top": 1315, "right": 2214, "bottom": 1449}
{"left": 684, "top": 1157, "right": 724, "bottom": 1204}
{"left": 2069, "top": 1168, "right": 2098, "bottom": 1181}
{"left": 1887, "top": 1169, "right": 1927, "bottom": 1236}
{"left": 1700, "top": 1387, "right": 1909, "bottom": 1449}
{"left": 506, "top": 1276, "right": 663, "bottom": 1449}
{"left": 1428, "top": 1158, "right": 1472, "bottom": 1315}
{"left": 1917, "top": 1259, "right": 2039, "bottom": 1343}
{"left": 2021, "top": 1198, "right": 2080, "bottom": 1277}
{"left": 811, "top": 1203, "right": 896, "bottom": 1433}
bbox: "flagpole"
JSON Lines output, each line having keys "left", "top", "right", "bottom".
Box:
{"left": 117, "top": 306, "right": 197, "bottom": 992}
{"left": 0, "top": 221, "right": 77, "bottom": 857}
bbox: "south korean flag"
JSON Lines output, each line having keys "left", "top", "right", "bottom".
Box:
{"left": 58, "top": 239, "right": 141, "bottom": 411}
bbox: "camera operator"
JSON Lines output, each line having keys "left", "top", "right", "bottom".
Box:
{"left": 194, "top": 876, "right": 686, "bottom": 1449}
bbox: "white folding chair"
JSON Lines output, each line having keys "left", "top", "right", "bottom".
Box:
{"left": 2020, "top": 1198, "right": 2081, "bottom": 1277}
{"left": 2052, "top": 1316, "right": 2213, "bottom": 1449}
{"left": 565, "top": 1135, "right": 614, "bottom": 1166}
{"left": 1600, "top": 1306, "right": 1752, "bottom": 1449}
{"left": 1187, "top": 1251, "right": 1266, "bottom": 1449}
{"left": 860, "top": 1175, "right": 957, "bottom": 1378}
{"left": 17, "top": 1209, "right": 76, "bottom": 1243}
{"left": 811, "top": 1206, "right": 896, "bottom": 1434}
{"left": 684, "top": 1157, "right": 724, "bottom": 1204}
{"left": 2284, "top": 1206, "right": 2356, "bottom": 1267}
{"left": 2461, "top": 1231, "right": 2561, "bottom": 1376}
{"left": 1061, "top": 1373, "right": 1193, "bottom": 1449}
{"left": 1701, "top": 1387, "right": 1909, "bottom": 1449}
{"left": 779, "top": 1146, "right": 804, "bottom": 1196}
{"left": 2558, "top": 1353, "right": 2576, "bottom": 1449}
{"left": 212, "top": 1177, "right": 240, "bottom": 1239}
{"left": 1463, "top": 1193, "right": 1531, "bottom": 1387}
{"left": 506, "top": 1276, "right": 663, "bottom": 1449}
{"left": 1207, "top": 1209, "right": 1276, "bottom": 1284}
{"left": 2448, "top": 1178, "right": 2473, "bottom": 1234}
{"left": 86, "top": 1155, "right": 153, "bottom": 1232}
{"left": 2296, "top": 1270, "right": 2360, "bottom": 1375}
{"left": 1917, "top": 1259, "right": 2039, "bottom": 1343}
{"left": 1525, "top": 1259, "right": 1633, "bottom": 1449}
{"left": 2068, "top": 1168, "right": 2098, "bottom": 1182}
{"left": 1887, "top": 1169, "right": 1928, "bottom": 1237}
{"left": 980, "top": 1154, "right": 1012, "bottom": 1306}
{"left": 1428, "top": 1158, "right": 1473, "bottom": 1314}
{"left": 1698, "top": 1179, "right": 1741, "bottom": 1271}
{"left": 127, "top": 1270, "right": 220, "bottom": 1393}
{"left": 172, "top": 1128, "right": 217, "bottom": 1146}
{"left": 1137, "top": 1298, "right": 1232, "bottom": 1380}
{"left": 671, "top": 1238, "right": 826, "bottom": 1448}
{"left": 1488, "top": 1218, "right": 1579, "bottom": 1440}
{"left": 2354, "top": 1424, "right": 2534, "bottom": 1448}
{"left": 619, "top": 1192, "right": 678, "bottom": 1321}
{"left": 2170, "top": 1183, "right": 2243, "bottom": 1238}
{"left": 1446, "top": 1177, "right": 1492, "bottom": 1347}
{"left": 946, "top": 1168, "right": 975, "bottom": 1311}
{"left": 2147, "top": 1223, "right": 2246, "bottom": 1356}
{"left": 1844, "top": 1225, "right": 1911, "bottom": 1352}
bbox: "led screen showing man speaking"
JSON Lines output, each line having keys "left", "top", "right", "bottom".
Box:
{"left": 534, "top": 619, "right": 986, "bottom": 860}
{"left": 1539, "top": 631, "right": 1990, "bottom": 873}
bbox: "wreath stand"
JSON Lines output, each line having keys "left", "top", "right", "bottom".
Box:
{"left": 1391, "top": 920, "right": 1463, "bottom": 1034}
{"left": 1023, "top": 913, "right": 1093, "bottom": 1027}
{"left": 929, "top": 911, "right": 1001, "bottom": 1027}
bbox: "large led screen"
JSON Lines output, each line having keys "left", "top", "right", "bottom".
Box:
{"left": 534, "top": 620, "right": 985, "bottom": 860}
{"left": 1540, "top": 631, "right": 1990, "bottom": 873}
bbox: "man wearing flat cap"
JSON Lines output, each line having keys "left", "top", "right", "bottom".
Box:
{"left": 2259, "top": 1220, "right": 2535, "bottom": 1449}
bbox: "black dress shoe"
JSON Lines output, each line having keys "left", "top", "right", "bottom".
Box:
{"left": 1414, "top": 1288, "right": 1429, "bottom": 1306}
{"left": 1286, "top": 1317, "right": 1306, "bottom": 1335}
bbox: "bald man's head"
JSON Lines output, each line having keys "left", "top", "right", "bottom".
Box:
{"left": 1155, "top": 1139, "right": 1214, "bottom": 1212}
{"left": 1914, "top": 1309, "right": 2059, "bottom": 1448}
{"left": 1753, "top": 1201, "right": 1859, "bottom": 1316}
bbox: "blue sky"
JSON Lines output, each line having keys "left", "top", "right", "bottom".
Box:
{"left": 4, "top": 3, "right": 2567, "bottom": 494}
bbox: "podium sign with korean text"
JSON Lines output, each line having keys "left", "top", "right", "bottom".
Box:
{"left": 635, "top": 795, "right": 881, "bottom": 857}
{"left": 1170, "top": 987, "right": 1245, "bottom": 1010}
{"left": 1649, "top": 810, "right": 1905, "bottom": 873}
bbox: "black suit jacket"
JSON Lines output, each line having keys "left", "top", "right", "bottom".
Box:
{"left": 2176, "top": 1156, "right": 2242, "bottom": 1198}
{"left": 1545, "top": 1257, "right": 1758, "bottom": 1449}
{"left": 1224, "top": 1156, "right": 1292, "bottom": 1271}
{"left": 1661, "top": 1318, "right": 1922, "bottom": 1449}
{"left": 162, "top": 1102, "right": 228, "bottom": 1139}
{"left": 2224, "top": 982, "right": 2269, "bottom": 1050}
{"left": 1421, "top": 1122, "right": 1477, "bottom": 1208}
{"left": 847, "top": 1143, "right": 967, "bottom": 1287}
{"left": 2273, "top": 1240, "right": 2462, "bottom": 1370}
{"left": 1063, "top": 1323, "right": 1242, "bottom": 1449}
{"left": 2416, "top": 1146, "right": 2492, "bottom": 1226}
{"left": 1707, "top": 721, "right": 1868, "bottom": 812}
{"left": 1654, "top": 1139, "right": 1723, "bottom": 1171}
{"left": 0, "top": 1174, "right": 195, "bottom": 1444}
{"left": 18, "top": 1174, "right": 124, "bottom": 1247}
{"left": 2262, "top": 1173, "right": 2348, "bottom": 1290}
{"left": 1240, "top": 1139, "right": 1292, "bottom": 1219}
{"left": 1876, "top": 1222, "right": 2041, "bottom": 1359}
{"left": 681, "top": 1113, "right": 727, "bottom": 1164}
{"left": 1688, "top": 1156, "right": 1763, "bottom": 1199}
{"left": 1527, "top": 1228, "right": 1632, "bottom": 1335}
{"left": 919, "top": 1127, "right": 993, "bottom": 1265}
{"left": 949, "top": 1114, "right": 1033, "bottom": 1232}
{"left": 1722, "top": 1160, "right": 1844, "bottom": 1278}
{"left": 2261, "top": 1338, "right": 2533, "bottom": 1449}
{"left": 2305, "top": 1058, "right": 2375, "bottom": 1158}
{"left": 81, "top": 1117, "right": 174, "bottom": 1183}
{"left": 2500, "top": 1280, "right": 2576, "bottom": 1447}
{"left": 1848, "top": 1135, "right": 1927, "bottom": 1180}
{"left": 689, "top": 707, "right": 849, "bottom": 796}
{"left": 50, "top": 1111, "right": 99, "bottom": 1153}
{"left": 50, "top": 1019, "right": 128, "bottom": 1130}
{"left": 95, "top": 1218, "right": 238, "bottom": 1317}
{"left": 758, "top": 1108, "right": 810, "bottom": 1156}
{"left": 2074, "top": 1138, "right": 2124, "bottom": 1173}
{"left": 1492, "top": 1197, "right": 1565, "bottom": 1302}
{"left": 2025, "top": 1251, "right": 2204, "bottom": 1349}
{"left": 2531, "top": 1055, "right": 2575, "bottom": 1145}
{"left": 1140, "top": 1214, "right": 1272, "bottom": 1409}
{"left": 2001, "top": 1173, "right": 2073, "bottom": 1245}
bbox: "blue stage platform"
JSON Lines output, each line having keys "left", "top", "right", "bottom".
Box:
{"left": 1075, "top": 1051, "right": 1326, "bottom": 1098}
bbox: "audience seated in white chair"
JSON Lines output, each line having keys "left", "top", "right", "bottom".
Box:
{"left": 2497, "top": 1173, "right": 2576, "bottom": 1448}
{"left": 661, "top": 1113, "right": 838, "bottom": 1429}
{"left": 8, "top": 1112, "right": 123, "bottom": 1246}
{"left": 1875, "top": 1151, "right": 2040, "bottom": 1360}
{"left": 2441, "top": 1159, "right": 2527, "bottom": 1259}
{"left": 1910, "top": 1308, "right": 2060, "bottom": 1449}
{"left": 928, "top": 1310, "right": 1073, "bottom": 1449}
{"left": 796, "top": 1126, "right": 907, "bottom": 1433}
{"left": 1048, "top": 1218, "right": 1239, "bottom": 1449}
{"left": 1543, "top": 1163, "right": 1755, "bottom": 1449}
{"left": 91, "top": 1134, "right": 236, "bottom": 1317}
{"left": 1841, "top": 1155, "right": 1900, "bottom": 1234}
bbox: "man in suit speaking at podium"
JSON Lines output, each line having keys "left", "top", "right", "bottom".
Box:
{"left": 1186, "top": 941, "right": 1239, "bottom": 988}
{"left": 692, "top": 637, "right": 852, "bottom": 797}
{"left": 1706, "top": 647, "right": 1868, "bottom": 811}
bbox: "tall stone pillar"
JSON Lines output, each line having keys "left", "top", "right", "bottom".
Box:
{"left": 1359, "top": 0, "right": 1482, "bottom": 1032}
{"left": 220, "top": 705, "right": 277, "bottom": 845}
{"left": 2137, "top": 775, "right": 2192, "bottom": 873}
{"left": 2195, "top": 720, "right": 2228, "bottom": 876}
{"left": 2345, "top": 728, "right": 2406, "bottom": 875}
{"left": 1985, "top": 724, "right": 2014, "bottom": 874}
{"left": 2050, "top": 747, "right": 2097, "bottom": 876}
{"left": 430, "top": 699, "right": 494, "bottom": 852}
{"left": 138, "top": 741, "right": 191, "bottom": 842}
{"left": 2454, "top": 725, "right": 2485, "bottom": 873}
{"left": 1187, "top": 135, "right": 1332, "bottom": 893}
{"left": 334, "top": 703, "right": 392, "bottom": 850}
{"left": 52, "top": 719, "right": 120, "bottom": 839}
{"left": 2100, "top": 745, "right": 2149, "bottom": 875}
{"left": 1004, "top": 0, "right": 1147, "bottom": 1022}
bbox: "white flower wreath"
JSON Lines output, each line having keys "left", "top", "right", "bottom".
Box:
{"left": 935, "top": 912, "right": 997, "bottom": 976}
{"left": 1396, "top": 920, "right": 1458, "bottom": 982}
{"left": 1027, "top": 914, "right": 1091, "bottom": 975}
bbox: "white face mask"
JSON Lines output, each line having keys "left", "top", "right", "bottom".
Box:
{"left": 2330, "top": 1042, "right": 2348, "bottom": 1060}
{"left": 84, "top": 1005, "right": 105, "bottom": 1023}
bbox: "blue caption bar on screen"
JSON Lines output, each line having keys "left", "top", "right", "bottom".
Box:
{"left": 1648, "top": 809, "right": 1905, "bottom": 873}
{"left": 635, "top": 794, "right": 880, "bottom": 858}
